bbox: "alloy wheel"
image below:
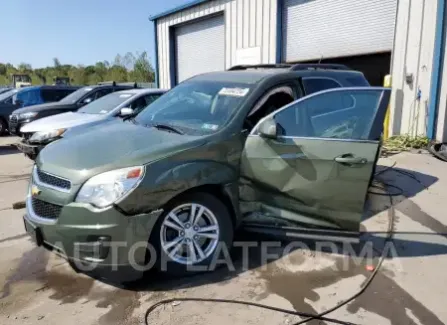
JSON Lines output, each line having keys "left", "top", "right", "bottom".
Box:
{"left": 160, "top": 203, "right": 220, "bottom": 265}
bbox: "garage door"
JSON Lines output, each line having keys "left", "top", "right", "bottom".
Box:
{"left": 175, "top": 15, "right": 225, "bottom": 84}
{"left": 282, "top": 0, "right": 398, "bottom": 62}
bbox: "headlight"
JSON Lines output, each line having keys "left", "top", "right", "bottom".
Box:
{"left": 29, "top": 129, "right": 66, "bottom": 142}
{"left": 19, "top": 112, "right": 38, "bottom": 119}
{"left": 75, "top": 166, "right": 144, "bottom": 208}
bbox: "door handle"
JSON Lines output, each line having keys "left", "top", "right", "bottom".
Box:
{"left": 334, "top": 155, "right": 367, "bottom": 165}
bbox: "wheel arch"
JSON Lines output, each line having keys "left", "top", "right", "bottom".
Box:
{"left": 163, "top": 183, "right": 240, "bottom": 229}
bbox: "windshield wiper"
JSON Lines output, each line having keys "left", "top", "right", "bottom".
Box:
{"left": 146, "top": 123, "right": 184, "bottom": 135}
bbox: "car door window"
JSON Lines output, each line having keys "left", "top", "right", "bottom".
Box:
{"left": 94, "top": 88, "right": 113, "bottom": 100}
{"left": 80, "top": 88, "right": 111, "bottom": 105}
{"left": 245, "top": 85, "right": 297, "bottom": 131}
{"left": 272, "top": 88, "right": 387, "bottom": 140}
{"left": 302, "top": 78, "right": 341, "bottom": 95}
{"left": 129, "top": 96, "right": 148, "bottom": 114}
{"left": 41, "top": 89, "right": 67, "bottom": 102}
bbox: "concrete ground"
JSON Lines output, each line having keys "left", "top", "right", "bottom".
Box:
{"left": 0, "top": 135, "right": 446, "bottom": 325}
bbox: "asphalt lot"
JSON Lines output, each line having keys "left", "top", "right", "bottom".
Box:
{"left": 0, "top": 135, "right": 446, "bottom": 325}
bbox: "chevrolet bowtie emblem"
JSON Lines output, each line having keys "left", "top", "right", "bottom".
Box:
{"left": 31, "top": 185, "right": 41, "bottom": 197}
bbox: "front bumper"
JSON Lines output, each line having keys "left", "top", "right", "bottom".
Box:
{"left": 16, "top": 141, "right": 44, "bottom": 159}
{"left": 23, "top": 192, "right": 162, "bottom": 282}
{"left": 8, "top": 118, "right": 33, "bottom": 135}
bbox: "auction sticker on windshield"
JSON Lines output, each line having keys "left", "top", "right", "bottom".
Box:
{"left": 202, "top": 123, "right": 219, "bottom": 131}
{"left": 120, "top": 94, "right": 132, "bottom": 98}
{"left": 218, "top": 88, "right": 249, "bottom": 97}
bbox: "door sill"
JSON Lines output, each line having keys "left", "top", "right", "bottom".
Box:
{"left": 241, "top": 223, "right": 360, "bottom": 244}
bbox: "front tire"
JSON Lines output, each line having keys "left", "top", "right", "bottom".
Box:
{"left": 0, "top": 119, "right": 7, "bottom": 136}
{"left": 150, "top": 192, "right": 234, "bottom": 276}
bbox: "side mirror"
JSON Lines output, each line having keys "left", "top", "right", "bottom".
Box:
{"left": 120, "top": 107, "right": 133, "bottom": 116}
{"left": 258, "top": 117, "right": 277, "bottom": 139}
{"left": 14, "top": 99, "right": 24, "bottom": 107}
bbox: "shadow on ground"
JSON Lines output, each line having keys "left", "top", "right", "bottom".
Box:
{"left": 0, "top": 144, "right": 19, "bottom": 156}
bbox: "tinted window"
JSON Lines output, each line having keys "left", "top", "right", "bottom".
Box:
{"left": 13, "top": 89, "right": 42, "bottom": 107}
{"left": 40, "top": 89, "right": 74, "bottom": 102}
{"left": 78, "top": 92, "right": 135, "bottom": 114}
{"left": 59, "top": 87, "right": 95, "bottom": 104}
{"left": 136, "top": 81, "right": 253, "bottom": 135}
{"left": 130, "top": 94, "right": 161, "bottom": 115}
{"left": 273, "top": 89, "right": 383, "bottom": 140}
{"left": 94, "top": 88, "right": 113, "bottom": 100}
{"left": 302, "top": 78, "right": 341, "bottom": 95}
{"left": 346, "top": 75, "right": 370, "bottom": 86}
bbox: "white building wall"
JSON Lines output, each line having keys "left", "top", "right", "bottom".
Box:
{"left": 436, "top": 19, "right": 447, "bottom": 142}
{"left": 389, "top": 0, "right": 438, "bottom": 138}
{"left": 155, "top": 0, "right": 278, "bottom": 89}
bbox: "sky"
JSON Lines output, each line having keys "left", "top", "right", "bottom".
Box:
{"left": 0, "top": 0, "right": 189, "bottom": 68}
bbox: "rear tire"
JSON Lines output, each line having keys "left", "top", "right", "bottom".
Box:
{"left": 149, "top": 192, "right": 234, "bottom": 276}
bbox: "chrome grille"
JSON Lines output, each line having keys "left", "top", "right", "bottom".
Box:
{"left": 36, "top": 168, "right": 71, "bottom": 191}
{"left": 31, "top": 198, "right": 62, "bottom": 219}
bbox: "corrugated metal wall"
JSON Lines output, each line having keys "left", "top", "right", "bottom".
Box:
{"left": 389, "top": 0, "right": 438, "bottom": 138}
{"left": 155, "top": 0, "right": 278, "bottom": 89}
{"left": 282, "top": 0, "right": 397, "bottom": 62}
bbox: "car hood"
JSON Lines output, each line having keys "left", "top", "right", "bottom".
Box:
{"left": 12, "top": 102, "right": 76, "bottom": 114}
{"left": 37, "top": 121, "right": 206, "bottom": 185}
{"left": 21, "top": 112, "right": 106, "bottom": 133}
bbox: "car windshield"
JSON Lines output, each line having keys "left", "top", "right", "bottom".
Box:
{"left": 0, "top": 89, "right": 19, "bottom": 102}
{"left": 59, "top": 86, "right": 94, "bottom": 104}
{"left": 135, "top": 80, "right": 253, "bottom": 134}
{"left": 78, "top": 92, "right": 135, "bottom": 114}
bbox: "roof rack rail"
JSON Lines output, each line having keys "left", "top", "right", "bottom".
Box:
{"left": 228, "top": 64, "right": 292, "bottom": 71}
{"left": 290, "top": 64, "right": 351, "bottom": 71}
{"left": 97, "top": 81, "right": 138, "bottom": 88}
{"left": 97, "top": 81, "right": 117, "bottom": 86}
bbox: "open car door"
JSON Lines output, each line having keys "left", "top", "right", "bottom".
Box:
{"left": 239, "top": 87, "right": 391, "bottom": 241}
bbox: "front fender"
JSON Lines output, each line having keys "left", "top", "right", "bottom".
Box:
{"left": 117, "top": 161, "right": 238, "bottom": 215}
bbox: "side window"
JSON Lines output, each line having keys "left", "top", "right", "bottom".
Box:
{"left": 246, "top": 85, "right": 297, "bottom": 130}
{"left": 144, "top": 94, "right": 161, "bottom": 106}
{"left": 4, "top": 96, "right": 13, "bottom": 105}
{"left": 80, "top": 88, "right": 111, "bottom": 105}
{"left": 273, "top": 89, "right": 384, "bottom": 140}
{"left": 41, "top": 89, "right": 64, "bottom": 102}
{"left": 94, "top": 88, "right": 113, "bottom": 100}
{"left": 302, "top": 78, "right": 341, "bottom": 95}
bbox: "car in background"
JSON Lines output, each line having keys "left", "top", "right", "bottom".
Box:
{"left": 8, "top": 82, "right": 139, "bottom": 136}
{"left": 24, "top": 64, "right": 390, "bottom": 281}
{"left": 0, "top": 87, "right": 11, "bottom": 95}
{"left": 18, "top": 88, "right": 167, "bottom": 159}
{"left": 1, "top": 86, "right": 79, "bottom": 136}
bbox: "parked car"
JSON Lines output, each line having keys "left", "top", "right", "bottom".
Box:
{"left": 8, "top": 82, "right": 138, "bottom": 136}
{"left": 23, "top": 64, "right": 390, "bottom": 282}
{"left": 0, "top": 87, "right": 11, "bottom": 95}
{"left": 17, "top": 88, "right": 167, "bottom": 159}
{"left": 1, "top": 86, "right": 79, "bottom": 136}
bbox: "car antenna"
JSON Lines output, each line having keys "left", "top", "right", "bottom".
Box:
{"left": 318, "top": 55, "right": 324, "bottom": 64}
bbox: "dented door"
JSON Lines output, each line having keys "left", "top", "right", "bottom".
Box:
{"left": 240, "top": 87, "right": 391, "bottom": 234}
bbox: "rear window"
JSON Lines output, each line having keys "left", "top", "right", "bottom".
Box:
{"left": 302, "top": 78, "right": 341, "bottom": 95}
{"left": 345, "top": 75, "right": 370, "bottom": 86}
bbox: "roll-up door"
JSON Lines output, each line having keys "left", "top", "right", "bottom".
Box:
{"left": 175, "top": 15, "right": 225, "bottom": 84}
{"left": 282, "top": 0, "right": 398, "bottom": 62}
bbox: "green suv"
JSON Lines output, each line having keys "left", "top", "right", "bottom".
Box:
{"left": 23, "top": 64, "right": 390, "bottom": 281}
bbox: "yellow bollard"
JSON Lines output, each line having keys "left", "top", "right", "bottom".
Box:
{"left": 383, "top": 75, "right": 392, "bottom": 140}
